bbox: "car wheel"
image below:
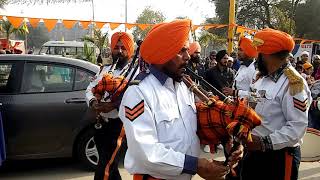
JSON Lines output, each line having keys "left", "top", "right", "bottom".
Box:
{"left": 76, "top": 127, "right": 99, "bottom": 170}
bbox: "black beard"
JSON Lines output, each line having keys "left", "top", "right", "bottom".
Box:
{"left": 257, "top": 54, "right": 268, "bottom": 76}
{"left": 190, "top": 55, "right": 200, "bottom": 63}
{"left": 112, "top": 54, "right": 128, "bottom": 69}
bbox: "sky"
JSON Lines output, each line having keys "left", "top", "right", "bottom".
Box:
{"left": 0, "top": 0, "right": 216, "bottom": 25}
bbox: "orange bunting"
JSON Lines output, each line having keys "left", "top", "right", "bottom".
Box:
{"left": 63, "top": 20, "right": 76, "bottom": 29}
{"left": 192, "top": 25, "right": 200, "bottom": 32}
{"left": 28, "top": 18, "right": 40, "bottom": 28}
{"left": 109, "top": 23, "right": 121, "bottom": 30}
{"left": 204, "top": 25, "right": 212, "bottom": 30}
{"left": 95, "top": 22, "right": 106, "bottom": 29}
{"left": 43, "top": 19, "right": 58, "bottom": 32}
{"left": 6, "top": 16, "right": 24, "bottom": 28}
{"left": 125, "top": 23, "right": 136, "bottom": 30}
{"left": 80, "top": 21, "right": 91, "bottom": 29}
{"left": 137, "top": 24, "right": 150, "bottom": 31}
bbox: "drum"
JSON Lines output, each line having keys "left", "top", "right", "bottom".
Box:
{"left": 310, "top": 80, "right": 320, "bottom": 99}
{"left": 301, "top": 128, "right": 320, "bottom": 162}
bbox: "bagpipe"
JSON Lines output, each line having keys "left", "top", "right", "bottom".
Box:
{"left": 91, "top": 41, "right": 143, "bottom": 129}
{"left": 183, "top": 67, "right": 262, "bottom": 166}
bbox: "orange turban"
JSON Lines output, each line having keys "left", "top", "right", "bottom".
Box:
{"left": 111, "top": 32, "right": 134, "bottom": 58}
{"left": 303, "top": 62, "right": 313, "bottom": 70}
{"left": 253, "top": 28, "right": 295, "bottom": 55}
{"left": 188, "top": 42, "right": 201, "bottom": 55}
{"left": 239, "top": 37, "right": 258, "bottom": 58}
{"left": 140, "top": 19, "right": 192, "bottom": 64}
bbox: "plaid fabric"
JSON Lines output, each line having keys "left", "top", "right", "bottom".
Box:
{"left": 197, "top": 98, "right": 262, "bottom": 146}
{"left": 91, "top": 74, "right": 128, "bottom": 101}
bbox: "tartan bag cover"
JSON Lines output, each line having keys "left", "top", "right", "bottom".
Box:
{"left": 196, "top": 98, "right": 262, "bottom": 146}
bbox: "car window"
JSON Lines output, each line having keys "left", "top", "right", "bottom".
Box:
{"left": 22, "top": 63, "right": 74, "bottom": 93}
{"left": 74, "top": 68, "right": 94, "bottom": 90}
{"left": 0, "top": 62, "right": 22, "bottom": 94}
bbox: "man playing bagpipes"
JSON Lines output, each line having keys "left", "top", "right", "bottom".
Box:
{"left": 239, "top": 29, "right": 313, "bottom": 180}
{"left": 118, "top": 19, "right": 249, "bottom": 180}
{"left": 85, "top": 31, "right": 136, "bottom": 180}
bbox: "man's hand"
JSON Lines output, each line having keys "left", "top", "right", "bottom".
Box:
{"left": 245, "top": 135, "right": 262, "bottom": 151}
{"left": 222, "top": 87, "right": 234, "bottom": 96}
{"left": 90, "top": 100, "right": 116, "bottom": 113}
{"left": 227, "top": 144, "right": 244, "bottom": 168}
{"left": 197, "top": 158, "right": 229, "bottom": 180}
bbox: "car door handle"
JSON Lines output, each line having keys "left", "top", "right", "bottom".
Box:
{"left": 65, "top": 98, "right": 86, "bottom": 104}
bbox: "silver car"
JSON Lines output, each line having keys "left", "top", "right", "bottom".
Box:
{"left": 0, "top": 55, "right": 100, "bottom": 169}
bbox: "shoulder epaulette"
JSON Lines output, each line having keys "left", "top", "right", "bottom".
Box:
{"left": 283, "top": 67, "right": 304, "bottom": 96}
{"left": 128, "top": 71, "right": 150, "bottom": 86}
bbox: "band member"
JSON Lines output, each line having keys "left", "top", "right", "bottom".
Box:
{"left": 241, "top": 28, "right": 312, "bottom": 180}
{"left": 119, "top": 19, "right": 243, "bottom": 180}
{"left": 187, "top": 42, "right": 206, "bottom": 78}
{"left": 223, "top": 37, "right": 258, "bottom": 99}
{"left": 85, "top": 31, "right": 134, "bottom": 180}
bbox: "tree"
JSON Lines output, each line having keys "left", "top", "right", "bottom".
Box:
{"left": 295, "top": 0, "right": 320, "bottom": 39}
{"left": 26, "top": 23, "right": 50, "bottom": 49}
{"left": 198, "top": 31, "right": 226, "bottom": 56}
{"left": 209, "top": 0, "right": 302, "bottom": 32}
{"left": 82, "top": 27, "right": 108, "bottom": 58}
{"left": 0, "top": 20, "right": 28, "bottom": 48}
{"left": 132, "top": 6, "right": 165, "bottom": 40}
{"left": 0, "top": 0, "right": 7, "bottom": 7}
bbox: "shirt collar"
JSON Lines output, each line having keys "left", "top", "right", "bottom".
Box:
{"left": 267, "top": 63, "right": 289, "bottom": 82}
{"left": 149, "top": 65, "right": 169, "bottom": 85}
{"left": 241, "top": 59, "right": 254, "bottom": 67}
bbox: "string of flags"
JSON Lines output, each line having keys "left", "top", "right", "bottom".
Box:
{"left": 1, "top": 15, "right": 319, "bottom": 44}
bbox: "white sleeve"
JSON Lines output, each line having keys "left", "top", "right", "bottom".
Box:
{"left": 119, "top": 86, "right": 186, "bottom": 177}
{"left": 269, "top": 84, "right": 312, "bottom": 150}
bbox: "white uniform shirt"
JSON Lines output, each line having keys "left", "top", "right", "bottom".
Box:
{"left": 251, "top": 65, "right": 312, "bottom": 150}
{"left": 233, "top": 60, "right": 256, "bottom": 98}
{"left": 86, "top": 64, "right": 137, "bottom": 120}
{"left": 119, "top": 67, "right": 200, "bottom": 180}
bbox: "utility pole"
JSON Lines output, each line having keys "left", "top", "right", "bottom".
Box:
{"left": 227, "top": 0, "right": 236, "bottom": 54}
{"left": 125, "top": 0, "right": 128, "bottom": 32}
{"left": 91, "top": 0, "right": 95, "bottom": 37}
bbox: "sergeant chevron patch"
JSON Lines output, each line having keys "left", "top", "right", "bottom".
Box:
{"left": 293, "top": 97, "right": 308, "bottom": 112}
{"left": 125, "top": 100, "right": 144, "bottom": 121}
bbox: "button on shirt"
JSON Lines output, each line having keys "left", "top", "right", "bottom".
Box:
{"left": 119, "top": 67, "right": 200, "bottom": 180}
{"left": 251, "top": 65, "right": 312, "bottom": 150}
{"left": 233, "top": 60, "right": 256, "bottom": 98}
{"left": 86, "top": 64, "right": 137, "bottom": 120}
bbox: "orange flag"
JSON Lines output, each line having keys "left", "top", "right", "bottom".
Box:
{"left": 6, "top": 16, "right": 24, "bottom": 28}
{"left": 63, "top": 20, "right": 76, "bottom": 29}
{"left": 192, "top": 25, "right": 200, "bottom": 32}
{"left": 28, "top": 18, "right": 40, "bottom": 28}
{"left": 43, "top": 19, "right": 58, "bottom": 32}
{"left": 137, "top": 24, "right": 150, "bottom": 31}
{"left": 95, "top": 22, "right": 105, "bottom": 29}
{"left": 109, "top": 23, "right": 121, "bottom": 30}
{"left": 125, "top": 23, "right": 136, "bottom": 30}
{"left": 80, "top": 21, "right": 91, "bottom": 29}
